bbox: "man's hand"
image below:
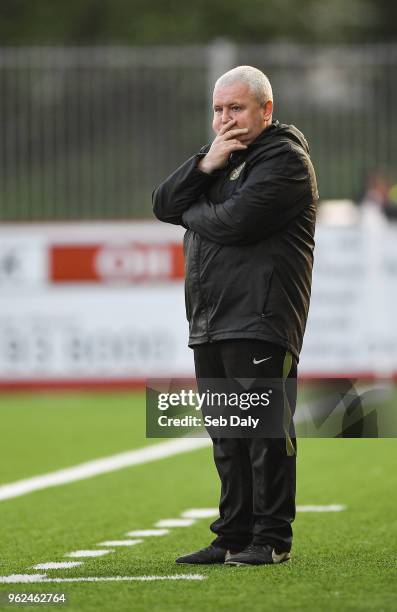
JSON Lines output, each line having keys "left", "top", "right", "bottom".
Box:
{"left": 198, "top": 120, "right": 248, "bottom": 174}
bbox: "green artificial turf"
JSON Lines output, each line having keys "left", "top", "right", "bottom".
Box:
{"left": 0, "top": 392, "right": 148, "bottom": 483}
{"left": 0, "top": 392, "right": 396, "bottom": 611}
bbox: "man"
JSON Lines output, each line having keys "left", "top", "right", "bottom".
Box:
{"left": 153, "top": 66, "right": 318, "bottom": 565}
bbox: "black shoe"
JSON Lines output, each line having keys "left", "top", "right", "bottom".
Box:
{"left": 176, "top": 544, "right": 228, "bottom": 564}
{"left": 224, "top": 544, "right": 291, "bottom": 566}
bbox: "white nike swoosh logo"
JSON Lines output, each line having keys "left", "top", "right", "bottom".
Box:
{"left": 252, "top": 356, "right": 272, "bottom": 365}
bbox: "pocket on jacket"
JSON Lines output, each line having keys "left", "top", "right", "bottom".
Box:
{"left": 183, "top": 231, "right": 191, "bottom": 321}
{"left": 184, "top": 283, "right": 192, "bottom": 321}
{"left": 260, "top": 267, "right": 274, "bottom": 318}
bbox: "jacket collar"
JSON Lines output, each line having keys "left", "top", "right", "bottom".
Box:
{"left": 229, "top": 120, "right": 279, "bottom": 166}
{"left": 248, "top": 120, "right": 280, "bottom": 149}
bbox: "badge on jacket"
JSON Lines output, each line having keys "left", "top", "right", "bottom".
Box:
{"left": 229, "top": 162, "right": 246, "bottom": 181}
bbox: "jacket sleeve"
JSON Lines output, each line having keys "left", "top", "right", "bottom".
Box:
{"left": 152, "top": 153, "right": 215, "bottom": 226}
{"left": 182, "top": 148, "right": 317, "bottom": 245}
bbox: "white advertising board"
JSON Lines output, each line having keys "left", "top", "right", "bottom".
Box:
{"left": 0, "top": 218, "right": 396, "bottom": 386}
{"left": 301, "top": 219, "right": 397, "bottom": 376}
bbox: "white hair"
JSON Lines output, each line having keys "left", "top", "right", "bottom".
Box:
{"left": 214, "top": 65, "right": 273, "bottom": 106}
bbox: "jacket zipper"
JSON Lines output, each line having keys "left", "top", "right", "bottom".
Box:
{"left": 196, "top": 235, "right": 211, "bottom": 342}
{"left": 196, "top": 160, "right": 240, "bottom": 341}
{"left": 261, "top": 269, "right": 274, "bottom": 320}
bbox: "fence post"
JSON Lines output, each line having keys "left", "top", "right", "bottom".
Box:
{"left": 206, "top": 39, "right": 237, "bottom": 139}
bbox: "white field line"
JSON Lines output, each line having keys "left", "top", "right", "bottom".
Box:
{"left": 98, "top": 540, "right": 142, "bottom": 547}
{"left": 8, "top": 503, "right": 346, "bottom": 586}
{"left": 297, "top": 504, "right": 346, "bottom": 512}
{"left": 65, "top": 550, "right": 114, "bottom": 558}
{"left": 182, "top": 505, "right": 346, "bottom": 517}
{"left": 0, "top": 575, "right": 48, "bottom": 583}
{"left": 126, "top": 529, "right": 169, "bottom": 537}
{"left": 155, "top": 519, "right": 195, "bottom": 528}
{"left": 182, "top": 508, "right": 219, "bottom": 518}
{"left": 0, "top": 574, "right": 205, "bottom": 584}
{"left": 0, "top": 438, "right": 211, "bottom": 502}
{"left": 32, "top": 562, "right": 83, "bottom": 570}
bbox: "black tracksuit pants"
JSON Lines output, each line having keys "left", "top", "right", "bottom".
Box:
{"left": 193, "top": 339, "right": 298, "bottom": 553}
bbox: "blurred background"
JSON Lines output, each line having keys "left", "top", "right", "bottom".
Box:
{"left": 0, "top": 0, "right": 396, "bottom": 386}
{"left": 0, "top": 4, "right": 396, "bottom": 607}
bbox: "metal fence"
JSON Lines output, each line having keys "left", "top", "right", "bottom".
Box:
{"left": 1, "top": 43, "right": 396, "bottom": 221}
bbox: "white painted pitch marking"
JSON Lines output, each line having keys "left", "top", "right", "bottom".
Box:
{"left": 0, "top": 438, "right": 211, "bottom": 502}
{"left": 98, "top": 540, "right": 143, "bottom": 547}
{"left": 0, "top": 574, "right": 205, "bottom": 584}
{"left": 126, "top": 529, "right": 169, "bottom": 537}
{"left": 182, "top": 505, "right": 346, "bottom": 518}
{"left": 181, "top": 508, "right": 218, "bottom": 519}
{"left": 0, "top": 574, "right": 47, "bottom": 583}
{"left": 65, "top": 550, "right": 114, "bottom": 558}
{"left": 32, "top": 562, "right": 83, "bottom": 570}
{"left": 297, "top": 504, "right": 346, "bottom": 512}
{"left": 155, "top": 519, "right": 195, "bottom": 527}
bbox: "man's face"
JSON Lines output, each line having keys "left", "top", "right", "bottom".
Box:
{"left": 212, "top": 81, "right": 272, "bottom": 145}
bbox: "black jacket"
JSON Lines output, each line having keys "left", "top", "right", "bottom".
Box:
{"left": 153, "top": 120, "right": 318, "bottom": 360}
